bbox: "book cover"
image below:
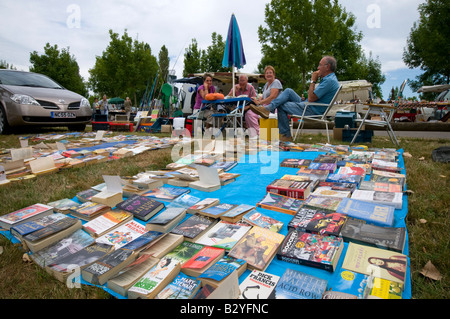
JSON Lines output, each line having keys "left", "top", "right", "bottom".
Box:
{"left": 363, "top": 276, "right": 403, "bottom": 299}
{"left": 340, "top": 218, "right": 406, "bottom": 253}
{"left": 187, "top": 198, "right": 220, "bottom": 214}
{"left": 336, "top": 198, "right": 395, "bottom": 227}
{"left": 351, "top": 189, "right": 403, "bottom": 209}
{"left": 311, "top": 186, "right": 352, "bottom": 198}
{"left": 0, "top": 203, "right": 53, "bottom": 230}
{"left": 242, "top": 209, "right": 284, "bottom": 233}
{"left": 331, "top": 269, "right": 369, "bottom": 299}
{"left": 288, "top": 207, "right": 347, "bottom": 236}
{"left": 369, "top": 170, "right": 406, "bottom": 190}
{"left": 115, "top": 195, "right": 165, "bottom": 221}
{"left": 167, "top": 194, "right": 201, "bottom": 209}
{"left": 266, "top": 179, "right": 313, "bottom": 200}
{"left": 121, "top": 231, "right": 166, "bottom": 252}
{"left": 23, "top": 217, "right": 80, "bottom": 243}
{"left": 181, "top": 246, "right": 224, "bottom": 271}
{"left": 69, "top": 202, "right": 110, "bottom": 221}
{"left": 30, "top": 229, "right": 95, "bottom": 268}
{"left": 308, "top": 162, "right": 337, "bottom": 173}
{"left": 165, "top": 241, "right": 204, "bottom": 266}
{"left": 170, "top": 214, "right": 215, "bottom": 241}
{"left": 143, "top": 186, "right": 190, "bottom": 201}
{"left": 198, "top": 255, "right": 246, "bottom": 282}
{"left": 326, "top": 173, "right": 362, "bottom": 185}
{"left": 76, "top": 188, "right": 100, "bottom": 202}
{"left": 147, "top": 207, "right": 185, "bottom": 225}
{"left": 277, "top": 229, "right": 344, "bottom": 272}
{"left": 342, "top": 242, "right": 408, "bottom": 285}
{"left": 47, "top": 198, "right": 80, "bottom": 214}
{"left": 302, "top": 195, "right": 343, "bottom": 212}
{"left": 337, "top": 166, "right": 367, "bottom": 177}
{"left": 11, "top": 213, "right": 67, "bottom": 238}
{"left": 280, "top": 158, "right": 312, "bottom": 168}
{"left": 273, "top": 268, "right": 327, "bottom": 299}
{"left": 82, "top": 210, "right": 133, "bottom": 237}
{"left": 211, "top": 161, "right": 238, "bottom": 172}
{"left": 256, "top": 192, "right": 303, "bottom": 215}
{"left": 220, "top": 204, "right": 254, "bottom": 222}
{"left": 95, "top": 220, "right": 147, "bottom": 249}
{"left": 238, "top": 270, "right": 280, "bottom": 299}
{"left": 195, "top": 221, "right": 251, "bottom": 250}
{"left": 228, "top": 226, "right": 285, "bottom": 271}
{"left": 316, "top": 181, "right": 357, "bottom": 192}
{"left": 155, "top": 273, "right": 201, "bottom": 299}
{"left": 358, "top": 181, "right": 402, "bottom": 193}
{"left": 199, "top": 203, "right": 237, "bottom": 218}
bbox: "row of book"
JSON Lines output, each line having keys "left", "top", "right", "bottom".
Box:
{"left": 0, "top": 141, "right": 409, "bottom": 299}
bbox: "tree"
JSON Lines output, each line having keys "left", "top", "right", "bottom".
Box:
{"left": 183, "top": 39, "right": 203, "bottom": 77}
{"left": 0, "top": 60, "right": 17, "bottom": 70}
{"left": 88, "top": 30, "right": 158, "bottom": 106}
{"left": 403, "top": 0, "right": 450, "bottom": 90}
{"left": 257, "top": 0, "right": 384, "bottom": 95}
{"left": 29, "top": 43, "right": 87, "bottom": 96}
{"left": 158, "top": 45, "right": 170, "bottom": 83}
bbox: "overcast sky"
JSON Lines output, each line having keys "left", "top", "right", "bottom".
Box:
{"left": 0, "top": 0, "right": 426, "bottom": 99}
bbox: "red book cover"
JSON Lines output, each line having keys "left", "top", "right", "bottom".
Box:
{"left": 181, "top": 246, "right": 224, "bottom": 270}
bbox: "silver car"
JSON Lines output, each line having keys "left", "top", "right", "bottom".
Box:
{"left": 0, "top": 69, "right": 92, "bottom": 134}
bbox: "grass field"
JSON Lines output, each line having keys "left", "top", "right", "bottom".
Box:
{"left": 0, "top": 126, "right": 448, "bottom": 299}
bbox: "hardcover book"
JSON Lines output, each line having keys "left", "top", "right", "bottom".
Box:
{"left": 342, "top": 242, "right": 408, "bottom": 286}
{"left": 340, "top": 218, "right": 406, "bottom": 253}
{"left": 336, "top": 198, "right": 395, "bottom": 227}
{"left": 273, "top": 268, "right": 327, "bottom": 299}
{"left": 287, "top": 206, "right": 347, "bottom": 236}
{"left": 242, "top": 209, "right": 284, "bottom": 233}
{"left": 228, "top": 226, "right": 285, "bottom": 271}
{"left": 277, "top": 229, "right": 344, "bottom": 272}
{"left": 0, "top": 203, "right": 53, "bottom": 230}
{"left": 238, "top": 270, "right": 280, "bottom": 299}
{"left": 256, "top": 192, "right": 303, "bottom": 215}
{"left": 115, "top": 195, "right": 165, "bottom": 221}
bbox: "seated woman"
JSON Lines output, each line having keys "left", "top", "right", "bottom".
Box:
{"left": 249, "top": 65, "right": 283, "bottom": 137}
{"left": 193, "top": 73, "right": 216, "bottom": 129}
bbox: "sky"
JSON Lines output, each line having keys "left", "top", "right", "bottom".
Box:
{"left": 0, "top": 0, "right": 426, "bottom": 99}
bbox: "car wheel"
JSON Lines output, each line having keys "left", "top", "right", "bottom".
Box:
{"left": 0, "top": 106, "right": 10, "bottom": 135}
{"left": 67, "top": 124, "right": 86, "bottom": 132}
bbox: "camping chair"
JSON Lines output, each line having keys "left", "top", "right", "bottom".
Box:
{"left": 212, "top": 97, "right": 250, "bottom": 137}
{"left": 350, "top": 103, "right": 400, "bottom": 147}
{"left": 291, "top": 85, "right": 343, "bottom": 143}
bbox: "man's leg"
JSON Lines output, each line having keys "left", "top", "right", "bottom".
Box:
{"left": 266, "top": 88, "right": 303, "bottom": 113}
{"left": 277, "top": 101, "right": 311, "bottom": 137}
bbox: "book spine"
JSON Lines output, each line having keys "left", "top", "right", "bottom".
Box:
{"left": 276, "top": 254, "right": 332, "bottom": 272}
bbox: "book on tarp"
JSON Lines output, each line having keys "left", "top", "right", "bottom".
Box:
{"left": 155, "top": 272, "right": 201, "bottom": 299}
{"left": 363, "top": 276, "right": 403, "bottom": 299}
{"left": 277, "top": 229, "right": 344, "bottom": 272}
{"left": 95, "top": 220, "right": 147, "bottom": 249}
{"left": 302, "top": 195, "right": 343, "bottom": 212}
{"left": 181, "top": 246, "right": 225, "bottom": 278}
{"left": 238, "top": 270, "right": 280, "bottom": 299}
{"left": 228, "top": 226, "right": 285, "bottom": 271}
{"left": 369, "top": 170, "right": 406, "bottom": 191}
{"left": 198, "top": 203, "right": 237, "bottom": 219}
{"left": 198, "top": 255, "right": 247, "bottom": 288}
{"left": 186, "top": 198, "right": 220, "bottom": 214}
{"left": 272, "top": 268, "right": 327, "bottom": 299}
{"left": 358, "top": 181, "right": 402, "bottom": 193}
{"left": 336, "top": 198, "right": 395, "bottom": 227}
{"left": 287, "top": 206, "right": 347, "bottom": 236}
{"left": 47, "top": 198, "right": 80, "bottom": 214}
{"left": 139, "top": 233, "right": 184, "bottom": 259}
{"left": 115, "top": 194, "right": 165, "bottom": 221}
{"left": 82, "top": 210, "right": 133, "bottom": 238}
{"left": 68, "top": 201, "right": 111, "bottom": 221}
{"left": 351, "top": 189, "right": 403, "bottom": 209}
{"left": 280, "top": 158, "right": 312, "bottom": 168}
{"left": 340, "top": 218, "right": 406, "bottom": 253}
{"left": 256, "top": 192, "right": 303, "bottom": 215}
{"left": 46, "top": 243, "right": 114, "bottom": 283}
{"left": 242, "top": 209, "right": 284, "bottom": 233}
{"left": 76, "top": 188, "right": 101, "bottom": 203}
{"left": 10, "top": 213, "right": 67, "bottom": 240}
{"left": 22, "top": 216, "right": 82, "bottom": 253}
{"left": 106, "top": 254, "right": 160, "bottom": 297}
{"left": 195, "top": 220, "right": 251, "bottom": 250}
{"left": 266, "top": 179, "right": 313, "bottom": 200}
{"left": 127, "top": 256, "right": 182, "bottom": 299}
{"left": 30, "top": 229, "right": 95, "bottom": 268}
{"left": 342, "top": 242, "right": 408, "bottom": 286}
{"left": 188, "top": 164, "right": 221, "bottom": 192}
{"left": 0, "top": 203, "right": 53, "bottom": 230}
{"left": 219, "top": 204, "right": 254, "bottom": 224}
{"left": 170, "top": 214, "right": 217, "bottom": 242}
{"left": 166, "top": 193, "right": 201, "bottom": 209}
{"left": 145, "top": 207, "right": 186, "bottom": 233}
{"left": 142, "top": 186, "right": 191, "bottom": 202}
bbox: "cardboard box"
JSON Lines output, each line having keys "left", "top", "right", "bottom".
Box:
{"left": 161, "top": 125, "right": 172, "bottom": 133}
{"left": 260, "top": 118, "right": 279, "bottom": 141}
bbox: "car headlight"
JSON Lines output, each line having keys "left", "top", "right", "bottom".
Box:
{"left": 10, "top": 94, "right": 41, "bottom": 106}
{"left": 80, "top": 98, "right": 90, "bottom": 108}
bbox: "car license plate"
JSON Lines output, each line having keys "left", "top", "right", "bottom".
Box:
{"left": 51, "top": 112, "right": 76, "bottom": 119}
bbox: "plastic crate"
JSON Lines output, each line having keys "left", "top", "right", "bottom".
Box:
{"left": 92, "top": 122, "right": 110, "bottom": 131}
{"left": 335, "top": 112, "right": 356, "bottom": 128}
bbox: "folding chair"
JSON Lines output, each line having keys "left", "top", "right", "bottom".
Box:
{"left": 211, "top": 97, "right": 251, "bottom": 137}
{"left": 291, "top": 85, "right": 343, "bottom": 143}
{"left": 351, "top": 103, "right": 400, "bottom": 147}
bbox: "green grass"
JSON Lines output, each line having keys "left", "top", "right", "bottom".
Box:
{"left": 0, "top": 127, "right": 449, "bottom": 299}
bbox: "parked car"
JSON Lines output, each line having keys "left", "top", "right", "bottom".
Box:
{"left": 0, "top": 69, "right": 92, "bottom": 134}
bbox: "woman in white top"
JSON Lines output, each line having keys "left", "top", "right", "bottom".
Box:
{"left": 248, "top": 66, "right": 283, "bottom": 136}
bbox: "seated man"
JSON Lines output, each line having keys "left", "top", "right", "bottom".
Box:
{"left": 250, "top": 56, "right": 340, "bottom": 142}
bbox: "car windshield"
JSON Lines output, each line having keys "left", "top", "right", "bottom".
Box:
{"left": 0, "top": 70, "right": 63, "bottom": 89}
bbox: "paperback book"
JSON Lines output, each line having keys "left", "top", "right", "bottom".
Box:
{"left": 266, "top": 179, "right": 313, "bottom": 200}
{"left": 336, "top": 198, "right": 395, "bottom": 227}
{"left": 145, "top": 207, "right": 186, "bottom": 233}
{"left": 186, "top": 198, "right": 220, "bottom": 214}
{"left": 277, "top": 229, "right": 344, "bottom": 272}
{"left": 47, "top": 198, "right": 80, "bottom": 214}
{"left": 273, "top": 268, "right": 327, "bottom": 299}
{"left": 287, "top": 206, "right": 347, "bottom": 236}
{"left": 10, "top": 213, "right": 67, "bottom": 239}
{"left": 358, "top": 181, "right": 402, "bottom": 193}
{"left": 0, "top": 203, "right": 53, "bottom": 230}
{"left": 242, "top": 209, "right": 284, "bottom": 233}
{"left": 256, "top": 192, "right": 303, "bottom": 215}
{"left": 220, "top": 204, "right": 254, "bottom": 223}
{"left": 195, "top": 220, "right": 251, "bottom": 250}
{"left": 115, "top": 195, "right": 165, "bottom": 221}
{"left": 180, "top": 246, "right": 225, "bottom": 277}
{"left": 68, "top": 202, "right": 110, "bottom": 221}
{"left": 95, "top": 220, "right": 147, "bottom": 249}
{"left": 198, "top": 255, "right": 247, "bottom": 288}
{"left": 198, "top": 203, "right": 237, "bottom": 219}
{"left": 351, "top": 189, "right": 403, "bottom": 209}
{"left": 302, "top": 195, "right": 343, "bottom": 212}
{"left": 143, "top": 186, "right": 191, "bottom": 201}
{"left": 238, "top": 270, "right": 280, "bottom": 299}
{"left": 155, "top": 273, "right": 201, "bottom": 299}
{"left": 82, "top": 210, "right": 133, "bottom": 237}
{"left": 280, "top": 158, "right": 312, "bottom": 168}
{"left": 170, "top": 214, "right": 216, "bottom": 242}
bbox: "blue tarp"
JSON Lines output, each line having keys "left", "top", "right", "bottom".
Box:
{"left": 1, "top": 148, "right": 411, "bottom": 299}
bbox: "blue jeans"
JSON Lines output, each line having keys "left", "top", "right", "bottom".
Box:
{"left": 265, "top": 89, "right": 311, "bottom": 137}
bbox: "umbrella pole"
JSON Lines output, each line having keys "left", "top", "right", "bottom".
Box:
{"left": 232, "top": 67, "right": 236, "bottom": 97}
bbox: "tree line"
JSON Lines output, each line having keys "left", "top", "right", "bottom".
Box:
{"left": 1, "top": 0, "right": 447, "bottom": 103}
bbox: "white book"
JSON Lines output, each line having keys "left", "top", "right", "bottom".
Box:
{"left": 95, "top": 220, "right": 147, "bottom": 249}
{"left": 195, "top": 221, "right": 251, "bottom": 250}
{"left": 351, "top": 189, "right": 403, "bottom": 209}
{"left": 239, "top": 270, "right": 280, "bottom": 299}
